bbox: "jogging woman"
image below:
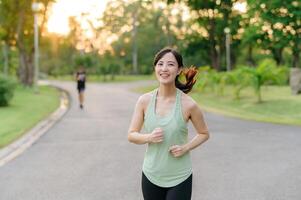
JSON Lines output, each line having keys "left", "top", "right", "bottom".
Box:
{"left": 128, "top": 47, "right": 210, "bottom": 200}
{"left": 75, "top": 67, "right": 86, "bottom": 109}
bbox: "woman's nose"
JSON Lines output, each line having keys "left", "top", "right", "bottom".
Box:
{"left": 162, "top": 63, "right": 168, "bottom": 70}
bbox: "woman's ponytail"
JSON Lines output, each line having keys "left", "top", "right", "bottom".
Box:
{"left": 175, "top": 66, "right": 198, "bottom": 94}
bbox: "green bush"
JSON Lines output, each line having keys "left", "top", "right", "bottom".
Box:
{"left": 0, "top": 75, "right": 17, "bottom": 106}
{"left": 195, "top": 66, "right": 215, "bottom": 93}
{"left": 270, "top": 65, "right": 289, "bottom": 86}
{"left": 196, "top": 60, "right": 289, "bottom": 102}
{"left": 256, "top": 59, "right": 289, "bottom": 85}
{"left": 238, "top": 60, "right": 280, "bottom": 102}
{"left": 227, "top": 67, "right": 253, "bottom": 99}
{"left": 213, "top": 72, "right": 228, "bottom": 96}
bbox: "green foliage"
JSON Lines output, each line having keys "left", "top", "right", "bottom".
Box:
{"left": 275, "top": 66, "right": 289, "bottom": 85}
{"left": 191, "top": 85, "right": 301, "bottom": 126}
{"left": 183, "top": 0, "right": 243, "bottom": 70}
{"left": 195, "top": 66, "right": 214, "bottom": 92}
{"left": 140, "top": 64, "right": 153, "bottom": 75}
{"left": 74, "top": 54, "right": 95, "bottom": 69}
{"left": 211, "top": 71, "right": 228, "bottom": 96}
{"left": 94, "top": 51, "right": 122, "bottom": 81}
{"left": 257, "top": 59, "right": 289, "bottom": 85}
{"left": 226, "top": 67, "right": 253, "bottom": 99}
{"left": 0, "top": 0, "right": 54, "bottom": 86}
{"left": 101, "top": 0, "right": 190, "bottom": 74}
{"left": 182, "top": 36, "right": 211, "bottom": 67}
{"left": 196, "top": 59, "right": 289, "bottom": 102}
{"left": 1, "top": 0, "right": 295, "bottom": 82}
{"left": 0, "top": 26, "right": 6, "bottom": 39}
{"left": 0, "top": 75, "right": 17, "bottom": 106}
{"left": 246, "top": 0, "right": 301, "bottom": 67}
{"left": 107, "top": 62, "right": 121, "bottom": 80}
{"left": 196, "top": 67, "right": 229, "bottom": 96}
{"left": 233, "top": 59, "right": 288, "bottom": 102}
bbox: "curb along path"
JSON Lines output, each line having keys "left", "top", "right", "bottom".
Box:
{"left": 0, "top": 83, "right": 70, "bottom": 167}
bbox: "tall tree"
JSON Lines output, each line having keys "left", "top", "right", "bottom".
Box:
{"left": 0, "top": 0, "right": 53, "bottom": 86}
{"left": 247, "top": 0, "right": 300, "bottom": 67}
{"left": 170, "top": 0, "right": 242, "bottom": 70}
{"left": 100, "top": 0, "right": 186, "bottom": 74}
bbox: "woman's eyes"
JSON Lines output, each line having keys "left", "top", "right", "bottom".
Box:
{"left": 157, "top": 63, "right": 175, "bottom": 67}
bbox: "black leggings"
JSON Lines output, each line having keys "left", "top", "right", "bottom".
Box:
{"left": 142, "top": 172, "right": 192, "bottom": 200}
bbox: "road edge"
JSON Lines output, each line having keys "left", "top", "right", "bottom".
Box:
{"left": 0, "top": 84, "right": 70, "bottom": 167}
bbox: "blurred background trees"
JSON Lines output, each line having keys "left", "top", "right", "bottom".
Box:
{"left": 0, "top": 0, "right": 300, "bottom": 89}
{"left": 0, "top": 0, "right": 54, "bottom": 86}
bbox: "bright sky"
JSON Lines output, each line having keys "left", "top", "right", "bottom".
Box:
{"left": 47, "top": 0, "right": 108, "bottom": 35}
{"left": 47, "top": 0, "right": 247, "bottom": 36}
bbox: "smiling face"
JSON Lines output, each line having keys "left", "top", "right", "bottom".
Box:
{"left": 155, "top": 52, "right": 182, "bottom": 85}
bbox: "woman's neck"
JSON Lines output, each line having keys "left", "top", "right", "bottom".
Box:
{"left": 158, "top": 84, "right": 177, "bottom": 99}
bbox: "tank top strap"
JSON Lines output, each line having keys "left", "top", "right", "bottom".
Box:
{"left": 146, "top": 89, "right": 157, "bottom": 117}
{"left": 151, "top": 88, "right": 158, "bottom": 107}
{"left": 175, "top": 89, "right": 181, "bottom": 112}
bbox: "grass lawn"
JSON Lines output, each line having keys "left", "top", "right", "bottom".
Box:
{"left": 136, "top": 84, "right": 301, "bottom": 126}
{"left": 49, "top": 74, "right": 155, "bottom": 82}
{"left": 0, "top": 85, "right": 60, "bottom": 148}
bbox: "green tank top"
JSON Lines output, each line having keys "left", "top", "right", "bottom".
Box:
{"left": 142, "top": 88, "right": 192, "bottom": 187}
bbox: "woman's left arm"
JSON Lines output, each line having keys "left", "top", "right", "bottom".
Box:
{"left": 170, "top": 103, "right": 209, "bottom": 157}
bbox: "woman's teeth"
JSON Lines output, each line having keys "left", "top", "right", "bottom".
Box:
{"left": 160, "top": 74, "right": 169, "bottom": 78}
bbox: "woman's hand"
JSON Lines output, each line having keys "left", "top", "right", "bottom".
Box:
{"left": 169, "top": 145, "right": 189, "bottom": 157}
{"left": 147, "top": 128, "right": 164, "bottom": 144}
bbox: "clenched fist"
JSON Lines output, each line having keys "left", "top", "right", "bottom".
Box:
{"left": 147, "top": 127, "right": 164, "bottom": 144}
{"left": 169, "top": 145, "right": 189, "bottom": 157}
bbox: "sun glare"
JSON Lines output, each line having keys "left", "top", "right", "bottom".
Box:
{"left": 233, "top": 2, "right": 247, "bottom": 13}
{"left": 47, "top": 0, "right": 108, "bottom": 35}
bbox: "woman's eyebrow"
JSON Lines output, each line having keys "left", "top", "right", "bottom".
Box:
{"left": 167, "top": 61, "right": 176, "bottom": 64}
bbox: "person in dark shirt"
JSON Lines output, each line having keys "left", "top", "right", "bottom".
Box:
{"left": 75, "top": 67, "right": 86, "bottom": 109}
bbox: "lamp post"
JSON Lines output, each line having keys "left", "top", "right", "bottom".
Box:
{"left": 224, "top": 27, "right": 231, "bottom": 71}
{"left": 32, "top": 2, "right": 42, "bottom": 92}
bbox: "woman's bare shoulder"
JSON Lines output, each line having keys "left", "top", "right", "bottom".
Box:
{"left": 180, "top": 92, "right": 199, "bottom": 111}
{"left": 136, "top": 91, "right": 154, "bottom": 108}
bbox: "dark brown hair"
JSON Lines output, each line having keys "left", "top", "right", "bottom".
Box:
{"left": 153, "top": 47, "right": 198, "bottom": 94}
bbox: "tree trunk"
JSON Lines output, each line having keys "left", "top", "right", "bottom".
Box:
{"left": 292, "top": 40, "right": 300, "bottom": 68}
{"left": 293, "top": 51, "right": 300, "bottom": 68}
{"left": 132, "top": 6, "right": 138, "bottom": 74}
{"left": 246, "top": 45, "right": 256, "bottom": 66}
{"left": 16, "top": 9, "right": 34, "bottom": 86}
{"left": 2, "top": 42, "right": 9, "bottom": 75}
{"left": 15, "top": 4, "right": 36, "bottom": 86}
{"left": 290, "top": 68, "right": 301, "bottom": 95}
{"left": 18, "top": 48, "right": 34, "bottom": 86}
{"left": 14, "top": 1, "right": 50, "bottom": 86}
{"left": 27, "top": 52, "right": 34, "bottom": 86}
{"left": 209, "top": 19, "right": 219, "bottom": 70}
{"left": 230, "top": 45, "right": 237, "bottom": 69}
{"left": 271, "top": 47, "right": 283, "bottom": 66}
{"left": 18, "top": 50, "right": 26, "bottom": 84}
{"left": 166, "top": 16, "right": 172, "bottom": 46}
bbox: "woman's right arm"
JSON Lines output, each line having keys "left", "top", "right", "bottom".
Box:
{"left": 127, "top": 96, "right": 149, "bottom": 144}
{"left": 128, "top": 95, "right": 163, "bottom": 145}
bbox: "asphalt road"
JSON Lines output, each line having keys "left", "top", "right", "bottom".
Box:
{"left": 0, "top": 81, "right": 300, "bottom": 200}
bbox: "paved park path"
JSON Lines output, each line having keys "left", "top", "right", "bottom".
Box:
{"left": 0, "top": 81, "right": 301, "bottom": 200}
